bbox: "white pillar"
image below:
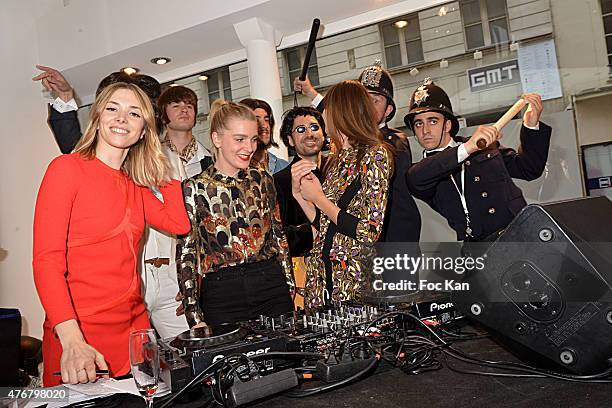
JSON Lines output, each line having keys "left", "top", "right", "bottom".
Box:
{"left": 234, "top": 17, "right": 287, "bottom": 160}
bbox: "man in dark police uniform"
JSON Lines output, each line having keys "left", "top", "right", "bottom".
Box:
{"left": 405, "top": 78, "right": 552, "bottom": 241}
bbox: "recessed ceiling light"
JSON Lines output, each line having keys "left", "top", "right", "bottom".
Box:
{"left": 121, "top": 67, "right": 139, "bottom": 75}
{"left": 394, "top": 20, "right": 408, "bottom": 29}
{"left": 169, "top": 83, "right": 179, "bottom": 87}
{"left": 151, "top": 57, "right": 171, "bottom": 65}
{"left": 198, "top": 75, "right": 208, "bottom": 81}
{"left": 438, "top": 6, "right": 448, "bottom": 16}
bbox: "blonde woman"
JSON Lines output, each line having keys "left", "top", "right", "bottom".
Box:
{"left": 33, "top": 82, "right": 190, "bottom": 386}
{"left": 177, "top": 100, "right": 294, "bottom": 328}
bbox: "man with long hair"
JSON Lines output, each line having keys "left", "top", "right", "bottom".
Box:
{"left": 240, "top": 98, "right": 289, "bottom": 174}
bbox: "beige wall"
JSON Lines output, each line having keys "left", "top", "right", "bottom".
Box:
{"left": 0, "top": 1, "right": 59, "bottom": 338}
{"left": 551, "top": 0, "right": 610, "bottom": 100}
{"left": 575, "top": 93, "right": 612, "bottom": 146}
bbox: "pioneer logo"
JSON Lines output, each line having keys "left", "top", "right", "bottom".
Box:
{"left": 212, "top": 346, "right": 271, "bottom": 363}
{"left": 430, "top": 302, "right": 454, "bottom": 312}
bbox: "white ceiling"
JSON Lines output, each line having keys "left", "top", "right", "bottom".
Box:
{"left": 33, "top": 0, "right": 447, "bottom": 101}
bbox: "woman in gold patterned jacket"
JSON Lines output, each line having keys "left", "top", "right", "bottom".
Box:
{"left": 176, "top": 101, "right": 294, "bottom": 327}
{"left": 291, "top": 80, "right": 394, "bottom": 310}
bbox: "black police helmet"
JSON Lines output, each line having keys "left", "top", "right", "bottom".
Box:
{"left": 358, "top": 60, "right": 396, "bottom": 121}
{"left": 403, "top": 78, "right": 459, "bottom": 136}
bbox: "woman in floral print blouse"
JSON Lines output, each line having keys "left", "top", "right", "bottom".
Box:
{"left": 176, "top": 100, "right": 294, "bottom": 327}
{"left": 291, "top": 80, "right": 394, "bottom": 310}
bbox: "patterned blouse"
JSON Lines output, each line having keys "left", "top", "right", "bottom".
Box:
{"left": 305, "top": 144, "right": 392, "bottom": 309}
{"left": 162, "top": 134, "right": 198, "bottom": 163}
{"left": 176, "top": 165, "right": 294, "bottom": 327}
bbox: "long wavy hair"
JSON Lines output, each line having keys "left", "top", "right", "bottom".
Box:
{"left": 239, "top": 98, "right": 277, "bottom": 148}
{"left": 323, "top": 80, "right": 393, "bottom": 175}
{"left": 74, "top": 82, "right": 172, "bottom": 188}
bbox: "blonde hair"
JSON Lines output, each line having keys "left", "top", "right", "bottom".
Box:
{"left": 207, "top": 99, "right": 256, "bottom": 161}
{"left": 74, "top": 82, "right": 172, "bottom": 188}
{"left": 209, "top": 99, "right": 256, "bottom": 136}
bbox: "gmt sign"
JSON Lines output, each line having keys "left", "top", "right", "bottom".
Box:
{"left": 467, "top": 60, "right": 520, "bottom": 92}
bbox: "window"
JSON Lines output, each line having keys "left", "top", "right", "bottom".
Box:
{"left": 380, "top": 14, "right": 424, "bottom": 69}
{"left": 602, "top": 0, "right": 612, "bottom": 69}
{"left": 460, "top": 0, "right": 509, "bottom": 50}
{"left": 202, "top": 66, "right": 232, "bottom": 108}
{"left": 285, "top": 45, "right": 320, "bottom": 87}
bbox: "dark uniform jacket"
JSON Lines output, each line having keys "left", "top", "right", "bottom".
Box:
{"left": 274, "top": 156, "right": 324, "bottom": 257}
{"left": 407, "top": 123, "right": 552, "bottom": 241}
{"left": 380, "top": 125, "right": 422, "bottom": 242}
{"left": 48, "top": 108, "right": 81, "bottom": 154}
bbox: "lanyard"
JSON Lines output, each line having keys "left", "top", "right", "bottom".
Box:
{"left": 449, "top": 163, "right": 473, "bottom": 238}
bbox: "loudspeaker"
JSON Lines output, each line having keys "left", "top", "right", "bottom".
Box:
{"left": 0, "top": 308, "right": 21, "bottom": 386}
{"left": 453, "top": 197, "right": 612, "bottom": 374}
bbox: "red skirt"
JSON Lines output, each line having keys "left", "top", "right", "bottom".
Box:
{"left": 42, "top": 291, "right": 149, "bottom": 387}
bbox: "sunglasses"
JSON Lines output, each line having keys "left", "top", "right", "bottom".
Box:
{"left": 293, "top": 123, "right": 321, "bottom": 134}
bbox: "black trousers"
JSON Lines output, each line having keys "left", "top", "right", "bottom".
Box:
{"left": 200, "top": 259, "right": 292, "bottom": 326}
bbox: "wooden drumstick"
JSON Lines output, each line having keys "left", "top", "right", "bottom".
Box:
{"left": 476, "top": 98, "right": 526, "bottom": 149}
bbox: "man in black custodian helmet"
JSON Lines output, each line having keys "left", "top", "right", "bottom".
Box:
{"left": 294, "top": 60, "right": 421, "bottom": 243}
{"left": 405, "top": 78, "right": 553, "bottom": 242}
{"left": 357, "top": 60, "right": 398, "bottom": 136}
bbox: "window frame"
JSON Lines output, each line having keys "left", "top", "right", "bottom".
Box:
{"left": 201, "top": 66, "right": 233, "bottom": 111}
{"left": 460, "top": 0, "right": 510, "bottom": 51}
{"left": 379, "top": 13, "right": 424, "bottom": 69}
{"left": 284, "top": 45, "right": 320, "bottom": 90}
{"left": 602, "top": 1, "right": 612, "bottom": 72}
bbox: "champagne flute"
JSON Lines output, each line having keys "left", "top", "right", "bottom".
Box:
{"left": 129, "top": 329, "right": 159, "bottom": 408}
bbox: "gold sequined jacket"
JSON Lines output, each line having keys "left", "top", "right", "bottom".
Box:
{"left": 305, "top": 145, "right": 392, "bottom": 309}
{"left": 176, "top": 165, "right": 294, "bottom": 327}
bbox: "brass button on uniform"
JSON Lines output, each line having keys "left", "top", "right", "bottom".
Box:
{"left": 481, "top": 191, "right": 488, "bottom": 198}
{"left": 488, "top": 207, "right": 496, "bottom": 214}
{"left": 474, "top": 176, "right": 481, "bottom": 182}
{"left": 487, "top": 153, "right": 492, "bottom": 158}
{"left": 465, "top": 160, "right": 471, "bottom": 166}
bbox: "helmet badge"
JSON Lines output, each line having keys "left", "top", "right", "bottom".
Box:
{"left": 361, "top": 59, "right": 383, "bottom": 88}
{"left": 413, "top": 77, "right": 433, "bottom": 106}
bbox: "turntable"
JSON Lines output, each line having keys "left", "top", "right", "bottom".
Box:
{"left": 170, "top": 323, "right": 249, "bottom": 350}
{"left": 160, "top": 322, "right": 300, "bottom": 392}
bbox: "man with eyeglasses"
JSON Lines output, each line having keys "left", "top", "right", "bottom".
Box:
{"left": 274, "top": 106, "right": 326, "bottom": 257}
{"left": 240, "top": 98, "right": 289, "bottom": 174}
{"left": 294, "top": 60, "right": 421, "bottom": 243}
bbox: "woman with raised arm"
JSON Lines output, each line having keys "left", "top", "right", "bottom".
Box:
{"left": 291, "top": 80, "right": 394, "bottom": 309}
{"left": 33, "top": 82, "right": 190, "bottom": 386}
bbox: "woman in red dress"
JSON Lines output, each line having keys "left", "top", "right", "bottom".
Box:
{"left": 33, "top": 82, "right": 190, "bottom": 386}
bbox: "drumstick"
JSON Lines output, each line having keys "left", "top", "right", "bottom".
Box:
{"left": 476, "top": 98, "right": 526, "bottom": 149}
